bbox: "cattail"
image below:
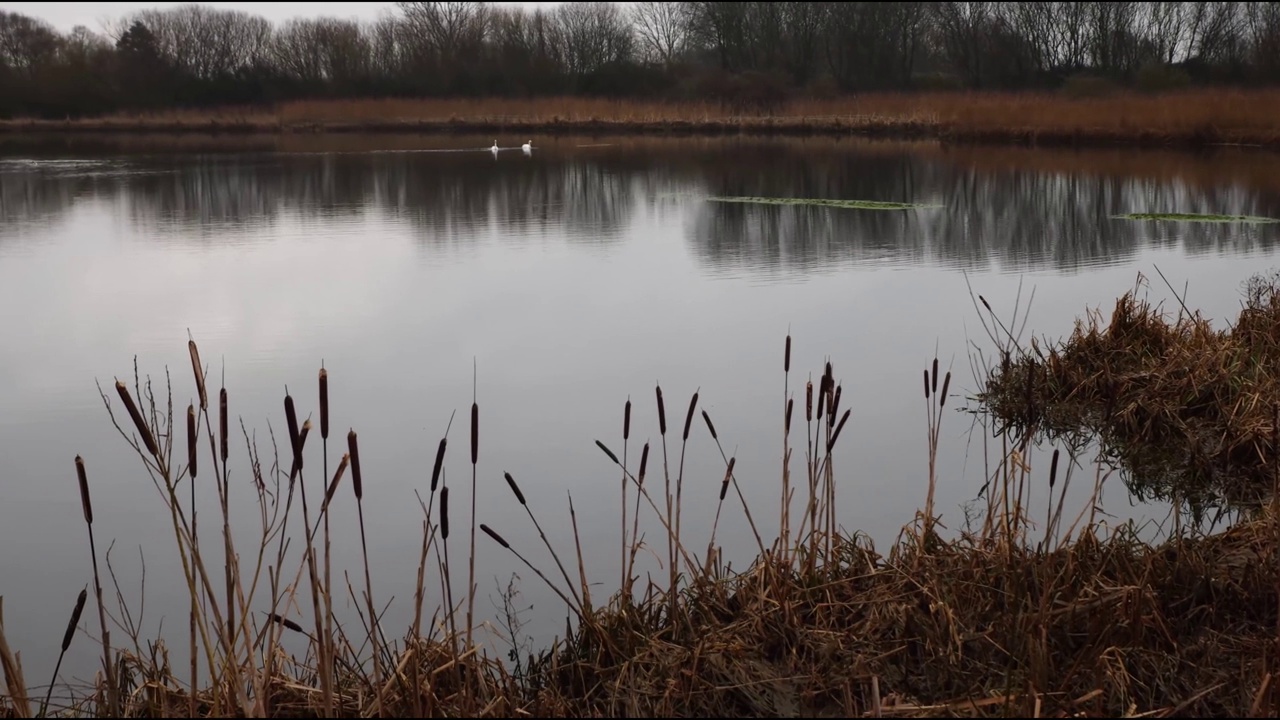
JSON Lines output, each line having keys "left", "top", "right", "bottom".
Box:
{"left": 324, "top": 453, "right": 350, "bottom": 509}
{"left": 267, "top": 613, "right": 305, "bottom": 634}
{"left": 719, "top": 457, "right": 736, "bottom": 501}
{"left": 430, "top": 438, "right": 447, "bottom": 492}
{"left": 940, "top": 372, "right": 952, "bottom": 409}
{"left": 62, "top": 588, "right": 87, "bottom": 652}
{"left": 829, "top": 385, "right": 842, "bottom": 425}
{"left": 347, "top": 430, "right": 362, "bottom": 500}
{"left": 480, "top": 523, "right": 509, "bottom": 549}
{"left": 504, "top": 472, "right": 526, "bottom": 505}
{"left": 440, "top": 486, "right": 450, "bottom": 540}
{"left": 655, "top": 385, "right": 667, "bottom": 436}
{"left": 319, "top": 368, "right": 329, "bottom": 441}
{"left": 1049, "top": 448, "right": 1060, "bottom": 490}
{"left": 805, "top": 381, "right": 813, "bottom": 421}
{"left": 784, "top": 335, "right": 791, "bottom": 373}
{"left": 298, "top": 420, "right": 311, "bottom": 458}
{"left": 638, "top": 443, "right": 649, "bottom": 484}
{"left": 785, "top": 398, "right": 794, "bottom": 433}
{"left": 284, "top": 394, "right": 302, "bottom": 470}
{"left": 116, "top": 380, "right": 158, "bottom": 457}
{"left": 979, "top": 295, "right": 992, "bottom": 313}
{"left": 623, "top": 399, "right": 631, "bottom": 441}
{"left": 932, "top": 358, "right": 939, "bottom": 395}
{"left": 816, "top": 375, "right": 828, "bottom": 421}
{"left": 702, "top": 409, "right": 717, "bottom": 440}
{"left": 595, "top": 440, "right": 620, "bottom": 465}
{"left": 219, "top": 388, "right": 228, "bottom": 462}
{"left": 923, "top": 369, "right": 930, "bottom": 400}
{"left": 682, "top": 392, "right": 698, "bottom": 442}
{"left": 188, "top": 340, "right": 207, "bottom": 411}
{"left": 75, "top": 456, "right": 92, "bottom": 526}
{"left": 186, "top": 404, "right": 197, "bottom": 479}
{"left": 827, "top": 409, "right": 851, "bottom": 452}
{"left": 470, "top": 402, "right": 479, "bottom": 465}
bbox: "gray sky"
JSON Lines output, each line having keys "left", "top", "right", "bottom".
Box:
{"left": 0, "top": 2, "right": 563, "bottom": 34}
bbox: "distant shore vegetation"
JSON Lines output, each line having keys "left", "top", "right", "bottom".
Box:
{"left": 2, "top": 1, "right": 1280, "bottom": 122}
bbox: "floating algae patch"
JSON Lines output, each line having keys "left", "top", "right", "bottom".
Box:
{"left": 1114, "top": 212, "right": 1280, "bottom": 224}
{"left": 707, "top": 196, "right": 940, "bottom": 211}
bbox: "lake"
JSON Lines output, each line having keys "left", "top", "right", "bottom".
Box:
{"left": 2, "top": 132, "right": 1279, "bottom": 691}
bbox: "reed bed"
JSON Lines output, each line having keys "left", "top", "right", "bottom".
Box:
{"left": 2, "top": 310, "right": 1280, "bottom": 717}
{"left": 3, "top": 89, "right": 1280, "bottom": 149}
{"left": 978, "top": 270, "right": 1280, "bottom": 521}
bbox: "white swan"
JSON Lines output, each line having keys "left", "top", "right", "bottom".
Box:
{"left": 521, "top": 139, "right": 532, "bottom": 153}
{"left": 491, "top": 139, "right": 499, "bottom": 153}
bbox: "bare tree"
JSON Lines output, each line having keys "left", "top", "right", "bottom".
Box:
{"left": 554, "top": 1, "right": 633, "bottom": 77}
{"left": 631, "top": 1, "right": 691, "bottom": 66}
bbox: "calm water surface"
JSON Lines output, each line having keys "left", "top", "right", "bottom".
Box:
{"left": 2, "top": 133, "right": 1279, "bottom": 687}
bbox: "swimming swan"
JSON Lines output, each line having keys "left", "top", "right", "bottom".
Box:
{"left": 521, "top": 140, "right": 532, "bottom": 153}
{"left": 491, "top": 140, "right": 499, "bottom": 152}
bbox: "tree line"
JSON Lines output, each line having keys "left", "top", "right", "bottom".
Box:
{"left": 2, "top": 2, "right": 1279, "bottom": 119}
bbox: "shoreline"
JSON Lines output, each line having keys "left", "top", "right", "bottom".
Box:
{"left": 4, "top": 89, "right": 1280, "bottom": 153}
{"left": 1, "top": 116, "right": 1274, "bottom": 152}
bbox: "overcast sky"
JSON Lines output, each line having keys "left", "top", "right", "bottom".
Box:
{"left": 0, "top": 2, "right": 563, "bottom": 34}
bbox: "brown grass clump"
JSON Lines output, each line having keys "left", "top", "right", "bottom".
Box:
{"left": 2, "top": 89, "right": 1280, "bottom": 150}
{"left": 4, "top": 315, "right": 1280, "bottom": 717}
{"left": 978, "top": 270, "right": 1280, "bottom": 518}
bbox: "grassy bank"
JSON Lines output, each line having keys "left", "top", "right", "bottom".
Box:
{"left": 2, "top": 303, "right": 1279, "bottom": 717}
{"left": 3, "top": 90, "right": 1280, "bottom": 151}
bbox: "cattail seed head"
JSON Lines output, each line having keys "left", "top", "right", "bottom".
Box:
{"left": 719, "top": 457, "right": 736, "bottom": 501}
{"left": 430, "top": 438, "right": 447, "bottom": 492}
{"left": 816, "top": 376, "right": 827, "bottom": 421}
{"left": 595, "top": 439, "right": 620, "bottom": 466}
{"left": 624, "top": 399, "right": 631, "bottom": 441}
{"left": 701, "top": 409, "right": 717, "bottom": 440}
{"left": 188, "top": 340, "right": 207, "bottom": 411}
{"left": 219, "top": 388, "right": 228, "bottom": 462}
{"left": 75, "top": 455, "right": 92, "bottom": 526}
{"left": 318, "top": 368, "right": 329, "bottom": 441}
{"left": 655, "top": 385, "right": 667, "bottom": 436}
{"left": 470, "top": 402, "right": 479, "bottom": 466}
{"left": 940, "top": 372, "right": 952, "bottom": 409}
{"left": 267, "top": 613, "right": 304, "bottom": 634}
{"left": 805, "top": 381, "right": 813, "bottom": 422}
{"left": 923, "top": 369, "right": 930, "bottom": 400}
{"left": 324, "top": 453, "right": 350, "bottom": 510}
{"left": 785, "top": 398, "right": 794, "bottom": 434}
{"left": 440, "top": 486, "right": 450, "bottom": 540}
{"left": 186, "top": 404, "right": 198, "bottom": 479}
{"left": 347, "top": 429, "right": 362, "bottom": 500}
{"left": 829, "top": 385, "right": 842, "bottom": 425}
{"left": 682, "top": 392, "right": 698, "bottom": 442}
{"left": 827, "top": 409, "right": 851, "bottom": 453}
{"left": 932, "top": 358, "right": 939, "bottom": 395}
{"left": 116, "top": 380, "right": 158, "bottom": 457}
{"left": 784, "top": 335, "right": 791, "bottom": 374}
{"left": 638, "top": 443, "right": 649, "bottom": 484}
{"left": 480, "top": 523, "right": 509, "bottom": 549}
{"left": 62, "top": 587, "right": 87, "bottom": 653}
{"left": 284, "top": 394, "right": 302, "bottom": 470}
{"left": 504, "top": 472, "right": 526, "bottom": 505}
{"left": 1049, "top": 448, "right": 1060, "bottom": 490}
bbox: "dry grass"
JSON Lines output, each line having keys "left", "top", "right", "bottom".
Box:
{"left": 978, "top": 270, "right": 1280, "bottom": 522}
{"left": 2, "top": 90, "right": 1280, "bottom": 149}
{"left": 3, "top": 291, "right": 1280, "bottom": 717}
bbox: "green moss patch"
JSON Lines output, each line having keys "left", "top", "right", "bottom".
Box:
{"left": 706, "top": 196, "right": 940, "bottom": 211}
{"left": 1114, "top": 212, "right": 1280, "bottom": 224}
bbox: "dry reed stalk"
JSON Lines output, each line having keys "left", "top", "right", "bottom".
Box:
{"left": 480, "top": 524, "right": 582, "bottom": 617}
{"left": 625, "top": 442, "right": 650, "bottom": 589}
{"left": 74, "top": 456, "right": 118, "bottom": 717}
{"left": 655, "top": 384, "right": 674, "bottom": 610}
{"left": 0, "top": 599, "right": 31, "bottom": 719}
{"left": 621, "top": 398, "right": 631, "bottom": 599}
{"left": 439, "top": 485, "right": 458, "bottom": 646}
{"left": 675, "top": 390, "right": 699, "bottom": 554}
{"left": 595, "top": 440, "right": 699, "bottom": 576}
{"left": 504, "top": 472, "right": 582, "bottom": 610}
{"left": 566, "top": 493, "right": 592, "bottom": 612}
{"left": 782, "top": 334, "right": 793, "bottom": 563}
{"left": 40, "top": 586, "right": 87, "bottom": 717}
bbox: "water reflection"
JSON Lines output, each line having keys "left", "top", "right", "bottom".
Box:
{"left": 3, "top": 135, "right": 1279, "bottom": 274}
